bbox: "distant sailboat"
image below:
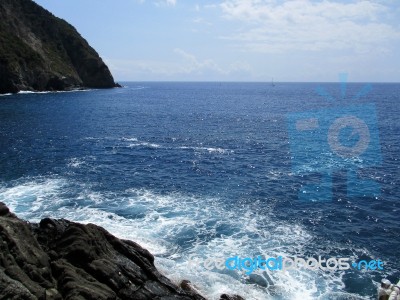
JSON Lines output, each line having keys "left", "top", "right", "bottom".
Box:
{"left": 271, "top": 78, "right": 275, "bottom": 87}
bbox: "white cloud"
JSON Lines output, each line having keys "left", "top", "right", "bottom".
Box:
{"left": 193, "top": 17, "right": 213, "bottom": 26}
{"left": 104, "top": 49, "right": 252, "bottom": 80}
{"left": 219, "top": 0, "right": 400, "bottom": 53}
{"left": 154, "top": 0, "right": 176, "bottom": 7}
{"left": 173, "top": 48, "right": 227, "bottom": 74}
{"left": 140, "top": 0, "right": 176, "bottom": 7}
{"left": 165, "top": 0, "right": 176, "bottom": 6}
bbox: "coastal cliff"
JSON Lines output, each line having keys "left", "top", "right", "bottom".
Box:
{"left": 0, "top": 203, "right": 244, "bottom": 300}
{"left": 0, "top": 0, "right": 118, "bottom": 94}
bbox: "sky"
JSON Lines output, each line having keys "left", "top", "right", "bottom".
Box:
{"left": 33, "top": 0, "right": 400, "bottom": 82}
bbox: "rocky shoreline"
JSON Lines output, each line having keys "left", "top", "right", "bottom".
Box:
{"left": 0, "top": 202, "right": 244, "bottom": 300}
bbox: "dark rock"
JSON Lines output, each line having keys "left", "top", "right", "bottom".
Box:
{"left": 180, "top": 280, "right": 193, "bottom": 292}
{"left": 0, "top": 202, "right": 10, "bottom": 216}
{"left": 0, "top": 0, "right": 118, "bottom": 94}
{"left": 220, "top": 294, "right": 246, "bottom": 300}
{"left": 0, "top": 208, "right": 56, "bottom": 299}
{"left": 0, "top": 204, "right": 211, "bottom": 300}
{"left": 179, "top": 280, "right": 205, "bottom": 298}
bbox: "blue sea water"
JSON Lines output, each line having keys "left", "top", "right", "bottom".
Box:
{"left": 0, "top": 82, "right": 399, "bottom": 299}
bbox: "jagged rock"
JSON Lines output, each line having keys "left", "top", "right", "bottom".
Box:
{"left": 0, "top": 203, "right": 56, "bottom": 299}
{"left": 179, "top": 280, "right": 205, "bottom": 297}
{"left": 0, "top": 202, "right": 208, "bottom": 299}
{"left": 0, "top": 0, "right": 119, "bottom": 94}
{"left": 220, "top": 294, "right": 245, "bottom": 300}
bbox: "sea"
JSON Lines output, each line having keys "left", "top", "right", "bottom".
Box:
{"left": 0, "top": 82, "right": 399, "bottom": 300}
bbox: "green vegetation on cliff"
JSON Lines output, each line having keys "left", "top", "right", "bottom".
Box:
{"left": 0, "top": 0, "right": 118, "bottom": 94}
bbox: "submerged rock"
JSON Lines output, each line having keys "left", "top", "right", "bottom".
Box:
{"left": 0, "top": 202, "right": 209, "bottom": 299}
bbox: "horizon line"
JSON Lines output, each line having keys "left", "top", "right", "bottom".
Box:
{"left": 115, "top": 80, "right": 400, "bottom": 84}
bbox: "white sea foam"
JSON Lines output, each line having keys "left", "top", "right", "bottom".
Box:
{"left": 0, "top": 178, "right": 69, "bottom": 215}
{"left": 79, "top": 136, "right": 233, "bottom": 155}
{"left": 0, "top": 176, "right": 370, "bottom": 300}
{"left": 266, "top": 170, "right": 286, "bottom": 180}
{"left": 18, "top": 90, "right": 49, "bottom": 94}
{"left": 17, "top": 89, "right": 92, "bottom": 95}
{"left": 128, "top": 142, "right": 161, "bottom": 149}
{"left": 67, "top": 157, "right": 85, "bottom": 168}
{"left": 179, "top": 146, "right": 233, "bottom": 154}
{"left": 130, "top": 86, "right": 148, "bottom": 90}
{"left": 121, "top": 137, "right": 138, "bottom": 142}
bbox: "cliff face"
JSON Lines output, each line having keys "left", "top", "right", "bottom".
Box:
{"left": 0, "top": 0, "right": 118, "bottom": 94}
